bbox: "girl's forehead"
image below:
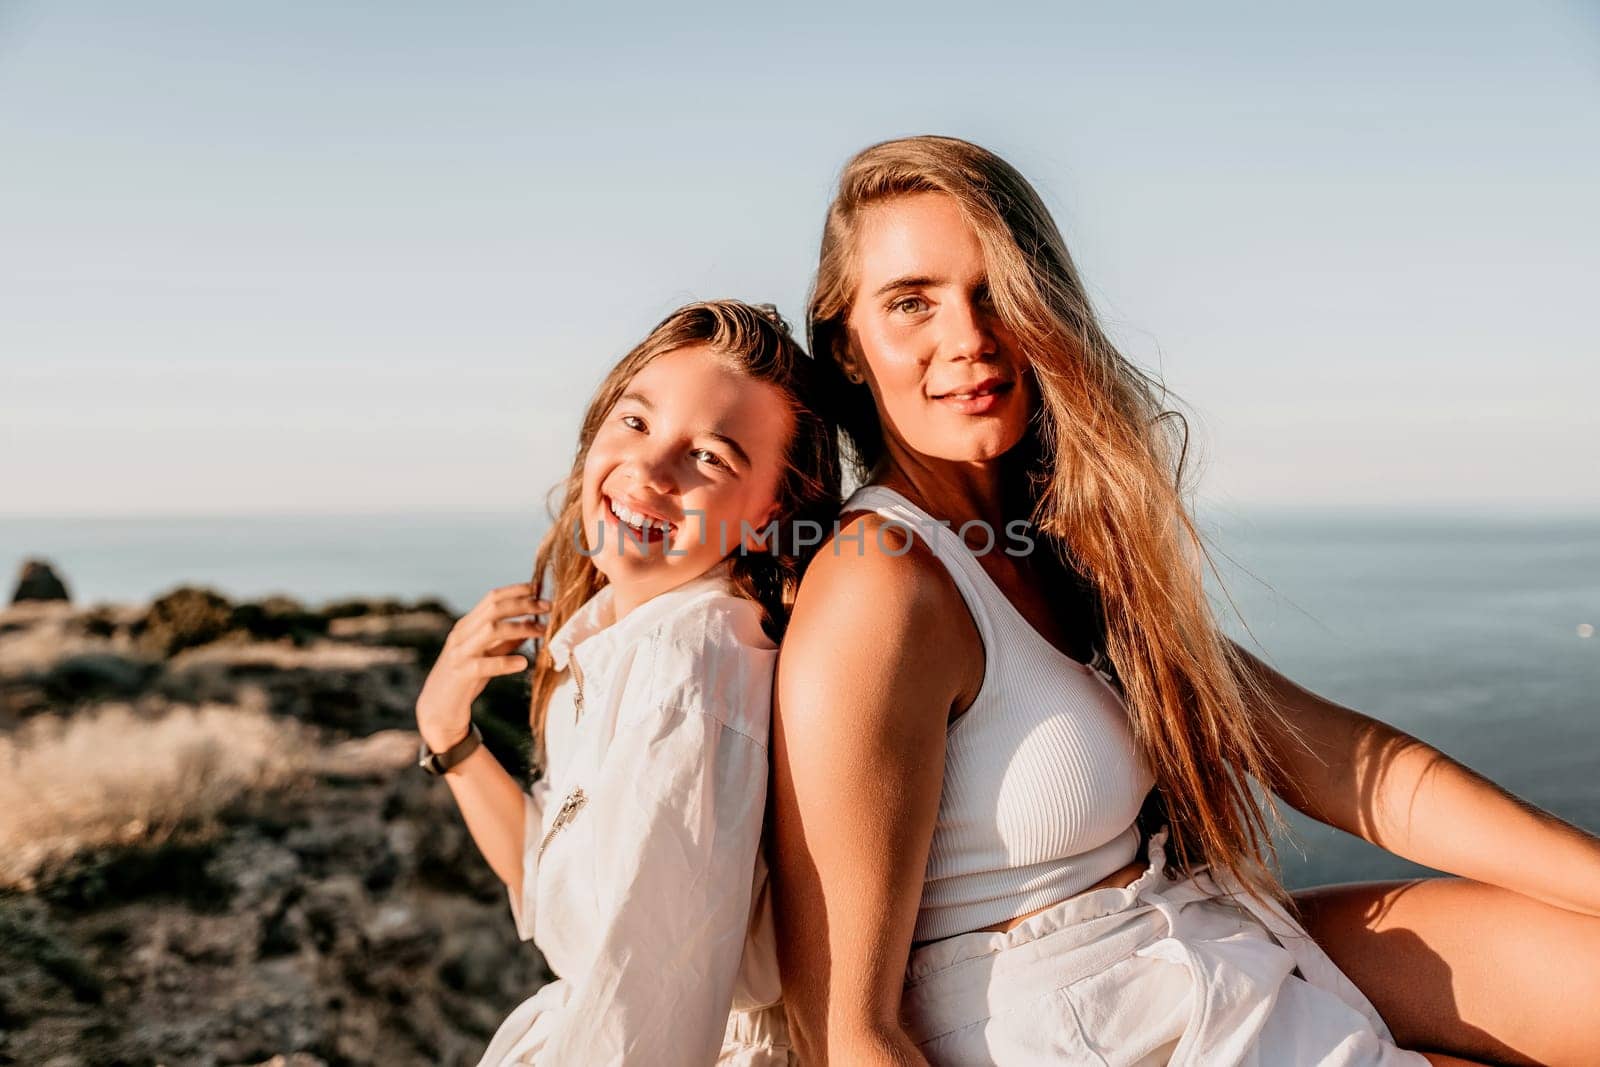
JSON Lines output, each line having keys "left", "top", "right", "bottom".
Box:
{"left": 622, "top": 345, "right": 792, "bottom": 440}
{"left": 627, "top": 344, "right": 752, "bottom": 399}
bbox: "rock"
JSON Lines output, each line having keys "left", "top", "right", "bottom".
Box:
{"left": 257, "top": 893, "right": 310, "bottom": 957}
{"left": 361, "top": 901, "right": 431, "bottom": 963}
{"left": 205, "top": 837, "right": 304, "bottom": 912}
{"left": 40, "top": 651, "right": 160, "bottom": 704}
{"left": 11, "top": 559, "right": 70, "bottom": 604}
{"left": 138, "top": 586, "right": 235, "bottom": 657}
{"left": 0, "top": 897, "right": 104, "bottom": 1006}
{"left": 298, "top": 874, "right": 366, "bottom": 956}
{"left": 437, "top": 925, "right": 512, "bottom": 997}
{"left": 167, "top": 916, "right": 248, "bottom": 966}
{"left": 161, "top": 643, "right": 421, "bottom": 735}
{"left": 319, "top": 597, "right": 415, "bottom": 620}
{"left": 231, "top": 596, "right": 329, "bottom": 645}
{"left": 160, "top": 645, "right": 416, "bottom": 720}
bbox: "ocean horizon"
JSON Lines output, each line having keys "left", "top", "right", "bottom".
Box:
{"left": 4, "top": 509, "right": 1596, "bottom": 890}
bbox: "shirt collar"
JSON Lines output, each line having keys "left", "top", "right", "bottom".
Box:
{"left": 545, "top": 559, "right": 738, "bottom": 672}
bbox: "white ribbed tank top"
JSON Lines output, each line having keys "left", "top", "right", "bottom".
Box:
{"left": 844, "top": 485, "right": 1156, "bottom": 942}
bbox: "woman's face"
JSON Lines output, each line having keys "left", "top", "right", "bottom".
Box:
{"left": 843, "top": 192, "right": 1034, "bottom": 466}
{"left": 581, "top": 344, "right": 793, "bottom": 613}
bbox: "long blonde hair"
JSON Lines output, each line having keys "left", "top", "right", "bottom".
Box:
{"left": 809, "top": 136, "right": 1289, "bottom": 901}
{"left": 527, "top": 301, "right": 841, "bottom": 763}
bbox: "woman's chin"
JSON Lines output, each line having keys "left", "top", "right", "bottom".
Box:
{"left": 911, "top": 429, "right": 1030, "bottom": 466}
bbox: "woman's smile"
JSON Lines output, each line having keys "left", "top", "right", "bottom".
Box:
{"left": 929, "top": 376, "right": 1014, "bottom": 416}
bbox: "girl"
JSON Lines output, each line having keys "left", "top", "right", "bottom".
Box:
{"left": 415, "top": 301, "right": 839, "bottom": 1065}
{"left": 771, "top": 136, "right": 1600, "bottom": 1065}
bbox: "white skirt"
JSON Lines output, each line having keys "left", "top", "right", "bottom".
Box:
{"left": 900, "top": 830, "right": 1429, "bottom": 1066}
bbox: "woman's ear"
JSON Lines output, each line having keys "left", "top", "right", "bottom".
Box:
{"left": 836, "top": 332, "right": 867, "bottom": 386}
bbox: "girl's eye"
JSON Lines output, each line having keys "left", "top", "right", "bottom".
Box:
{"left": 890, "top": 295, "right": 928, "bottom": 315}
{"left": 692, "top": 449, "right": 731, "bottom": 472}
{"left": 692, "top": 448, "right": 730, "bottom": 471}
{"left": 620, "top": 414, "right": 646, "bottom": 432}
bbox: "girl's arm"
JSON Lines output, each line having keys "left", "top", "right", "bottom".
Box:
{"left": 1238, "top": 644, "right": 1600, "bottom": 916}
{"left": 771, "top": 524, "right": 978, "bottom": 1065}
{"left": 436, "top": 744, "right": 546, "bottom": 933}
{"left": 415, "top": 584, "right": 546, "bottom": 911}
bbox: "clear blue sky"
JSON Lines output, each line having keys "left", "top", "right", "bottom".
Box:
{"left": 2, "top": 1, "right": 1596, "bottom": 516}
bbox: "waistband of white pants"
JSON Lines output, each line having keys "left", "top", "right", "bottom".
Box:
{"left": 899, "top": 830, "right": 1229, "bottom": 1043}
{"left": 903, "top": 828, "right": 1220, "bottom": 985}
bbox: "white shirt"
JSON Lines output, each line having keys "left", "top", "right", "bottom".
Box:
{"left": 476, "top": 566, "right": 787, "bottom": 1066}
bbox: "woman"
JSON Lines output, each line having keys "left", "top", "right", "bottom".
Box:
{"left": 770, "top": 136, "right": 1600, "bottom": 1065}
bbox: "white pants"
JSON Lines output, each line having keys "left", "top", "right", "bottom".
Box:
{"left": 901, "top": 831, "right": 1428, "bottom": 1066}
{"left": 719, "top": 1002, "right": 793, "bottom": 1065}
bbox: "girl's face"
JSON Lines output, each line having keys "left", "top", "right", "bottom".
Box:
{"left": 581, "top": 344, "right": 794, "bottom": 616}
{"left": 843, "top": 191, "right": 1034, "bottom": 466}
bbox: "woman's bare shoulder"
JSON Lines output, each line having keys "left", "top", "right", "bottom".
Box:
{"left": 779, "top": 509, "right": 979, "bottom": 713}
{"left": 796, "top": 508, "right": 965, "bottom": 623}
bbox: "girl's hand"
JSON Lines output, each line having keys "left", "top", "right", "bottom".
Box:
{"left": 416, "top": 583, "right": 547, "bottom": 753}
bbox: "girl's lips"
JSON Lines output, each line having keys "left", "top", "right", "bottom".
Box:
{"left": 934, "top": 380, "right": 1013, "bottom": 416}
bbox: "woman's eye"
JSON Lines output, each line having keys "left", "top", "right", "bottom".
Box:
{"left": 891, "top": 296, "right": 928, "bottom": 315}
{"left": 620, "top": 414, "right": 646, "bottom": 432}
{"left": 692, "top": 449, "right": 731, "bottom": 472}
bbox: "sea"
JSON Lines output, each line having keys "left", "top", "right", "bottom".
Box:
{"left": 2, "top": 510, "right": 1596, "bottom": 891}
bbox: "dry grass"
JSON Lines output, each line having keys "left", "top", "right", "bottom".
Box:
{"left": 170, "top": 638, "right": 411, "bottom": 671}
{"left": 0, "top": 698, "right": 315, "bottom": 891}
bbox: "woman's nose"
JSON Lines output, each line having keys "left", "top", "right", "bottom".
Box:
{"left": 940, "top": 299, "right": 996, "bottom": 362}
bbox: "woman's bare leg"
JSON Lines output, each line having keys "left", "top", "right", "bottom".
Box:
{"left": 1294, "top": 877, "right": 1600, "bottom": 1066}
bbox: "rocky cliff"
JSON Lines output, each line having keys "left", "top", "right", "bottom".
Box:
{"left": 0, "top": 574, "right": 551, "bottom": 1066}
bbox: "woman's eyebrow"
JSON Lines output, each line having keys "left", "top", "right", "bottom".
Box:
{"left": 872, "top": 274, "right": 941, "bottom": 298}
{"left": 619, "top": 391, "right": 653, "bottom": 408}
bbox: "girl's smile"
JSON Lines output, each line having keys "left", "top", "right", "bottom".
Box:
{"left": 600, "top": 493, "right": 679, "bottom": 547}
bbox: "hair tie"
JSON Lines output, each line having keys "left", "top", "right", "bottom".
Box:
{"left": 752, "top": 303, "right": 793, "bottom": 336}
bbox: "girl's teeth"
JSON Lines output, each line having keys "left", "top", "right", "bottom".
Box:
{"left": 609, "top": 499, "right": 672, "bottom": 534}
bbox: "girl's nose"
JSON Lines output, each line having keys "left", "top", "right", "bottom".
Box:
{"left": 626, "top": 446, "right": 679, "bottom": 495}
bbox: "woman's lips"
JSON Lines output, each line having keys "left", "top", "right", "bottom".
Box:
{"left": 933, "top": 379, "right": 1013, "bottom": 416}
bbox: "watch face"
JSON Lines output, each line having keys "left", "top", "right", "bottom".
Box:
{"left": 417, "top": 740, "right": 443, "bottom": 775}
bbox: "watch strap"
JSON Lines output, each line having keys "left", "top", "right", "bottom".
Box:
{"left": 418, "top": 721, "right": 483, "bottom": 776}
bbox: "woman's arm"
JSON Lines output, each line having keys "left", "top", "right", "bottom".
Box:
{"left": 771, "top": 522, "right": 979, "bottom": 1065}
{"left": 1237, "top": 644, "right": 1600, "bottom": 916}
